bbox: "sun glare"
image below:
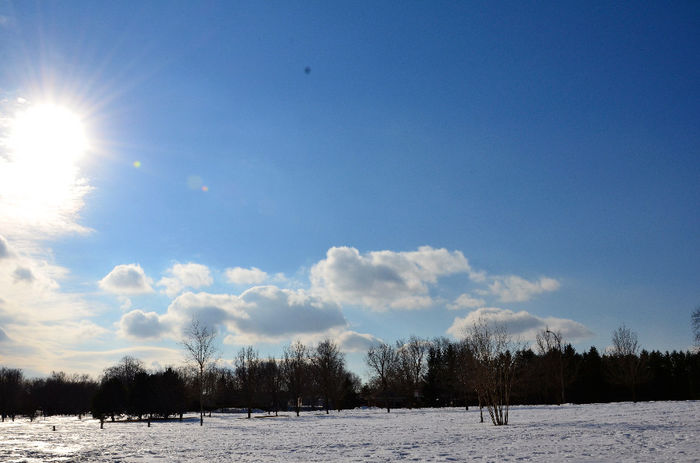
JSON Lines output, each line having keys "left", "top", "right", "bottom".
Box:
{"left": 0, "top": 102, "right": 91, "bottom": 235}
{"left": 8, "top": 104, "right": 88, "bottom": 166}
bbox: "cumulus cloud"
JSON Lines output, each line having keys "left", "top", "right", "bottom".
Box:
{"left": 480, "top": 275, "right": 561, "bottom": 303}
{"left": 157, "top": 262, "right": 213, "bottom": 297}
{"left": 310, "top": 246, "right": 471, "bottom": 311}
{"left": 118, "top": 310, "right": 168, "bottom": 339}
{"left": 446, "top": 307, "right": 593, "bottom": 341}
{"left": 233, "top": 286, "right": 346, "bottom": 341}
{"left": 336, "top": 330, "right": 382, "bottom": 352}
{"left": 99, "top": 264, "right": 153, "bottom": 294}
{"left": 225, "top": 266, "right": 268, "bottom": 285}
{"left": 162, "top": 291, "right": 249, "bottom": 331}
{"left": 123, "top": 286, "right": 347, "bottom": 344}
{"left": 447, "top": 293, "right": 486, "bottom": 310}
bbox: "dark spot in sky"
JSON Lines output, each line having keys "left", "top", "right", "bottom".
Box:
{"left": 13, "top": 266, "right": 34, "bottom": 283}
{"left": 304, "top": 66, "right": 311, "bottom": 75}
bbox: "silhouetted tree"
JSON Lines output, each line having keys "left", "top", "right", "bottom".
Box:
{"left": 259, "top": 358, "right": 284, "bottom": 415}
{"left": 283, "top": 340, "right": 309, "bottom": 416}
{"left": 535, "top": 327, "right": 566, "bottom": 404}
{"left": 395, "top": 336, "right": 427, "bottom": 408}
{"left": 607, "top": 324, "right": 643, "bottom": 402}
{"left": 455, "top": 340, "right": 476, "bottom": 410}
{"left": 337, "top": 370, "right": 363, "bottom": 410}
{"left": 0, "top": 367, "right": 23, "bottom": 421}
{"left": 153, "top": 367, "right": 187, "bottom": 418}
{"left": 312, "top": 339, "right": 345, "bottom": 414}
{"left": 235, "top": 346, "right": 260, "bottom": 418}
{"left": 366, "top": 342, "right": 399, "bottom": 413}
{"left": 103, "top": 356, "right": 145, "bottom": 387}
{"left": 92, "top": 377, "right": 126, "bottom": 422}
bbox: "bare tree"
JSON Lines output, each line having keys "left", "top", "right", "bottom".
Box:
{"left": 692, "top": 306, "right": 700, "bottom": 346}
{"left": 181, "top": 318, "right": 218, "bottom": 425}
{"left": 259, "top": 357, "right": 284, "bottom": 416}
{"left": 235, "top": 346, "right": 260, "bottom": 419}
{"left": 535, "top": 327, "right": 566, "bottom": 405}
{"left": 464, "top": 320, "right": 519, "bottom": 426}
{"left": 366, "top": 342, "right": 399, "bottom": 413}
{"left": 312, "top": 339, "right": 345, "bottom": 414}
{"left": 283, "top": 340, "right": 308, "bottom": 416}
{"left": 395, "top": 336, "right": 427, "bottom": 408}
{"left": 608, "top": 324, "right": 642, "bottom": 402}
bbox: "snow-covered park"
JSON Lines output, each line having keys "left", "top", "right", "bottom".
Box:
{"left": 1, "top": 401, "right": 698, "bottom": 462}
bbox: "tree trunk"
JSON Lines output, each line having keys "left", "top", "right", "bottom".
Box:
{"left": 199, "top": 366, "right": 204, "bottom": 426}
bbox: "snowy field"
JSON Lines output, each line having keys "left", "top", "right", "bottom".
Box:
{"left": 1, "top": 401, "right": 699, "bottom": 462}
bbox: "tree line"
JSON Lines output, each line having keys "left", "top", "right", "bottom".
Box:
{"left": 1, "top": 322, "right": 699, "bottom": 426}
{"left": 363, "top": 324, "right": 700, "bottom": 425}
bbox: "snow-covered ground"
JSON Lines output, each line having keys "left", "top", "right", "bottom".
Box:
{"left": 1, "top": 401, "right": 698, "bottom": 462}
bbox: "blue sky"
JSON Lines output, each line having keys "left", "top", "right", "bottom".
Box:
{"left": 0, "top": 1, "right": 698, "bottom": 377}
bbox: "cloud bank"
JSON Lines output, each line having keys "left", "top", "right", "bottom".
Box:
{"left": 118, "top": 285, "right": 347, "bottom": 345}
{"left": 447, "top": 307, "right": 593, "bottom": 342}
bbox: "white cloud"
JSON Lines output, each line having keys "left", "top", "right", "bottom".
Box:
{"left": 447, "top": 293, "right": 486, "bottom": 310}
{"left": 310, "top": 246, "right": 471, "bottom": 311}
{"left": 446, "top": 307, "right": 593, "bottom": 342}
{"left": 225, "top": 266, "right": 268, "bottom": 285}
{"left": 482, "top": 275, "right": 561, "bottom": 303}
{"left": 233, "top": 286, "right": 346, "bottom": 342}
{"left": 157, "top": 262, "right": 213, "bottom": 297}
{"left": 99, "top": 264, "right": 154, "bottom": 295}
{"left": 336, "top": 330, "right": 382, "bottom": 352}
{"left": 118, "top": 309, "right": 169, "bottom": 339}
{"left": 124, "top": 285, "right": 347, "bottom": 344}
{"left": 161, "top": 291, "right": 249, "bottom": 332}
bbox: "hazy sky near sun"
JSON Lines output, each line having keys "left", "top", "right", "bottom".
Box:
{"left": 0, "top": 1, "right": 698, "bottom": 377}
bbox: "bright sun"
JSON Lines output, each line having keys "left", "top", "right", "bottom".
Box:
{"left": 1, "top": 102, "right": 91, "bottom": 234}
{"left": 8, "top": 104, "right": 88, "bottom": 167}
